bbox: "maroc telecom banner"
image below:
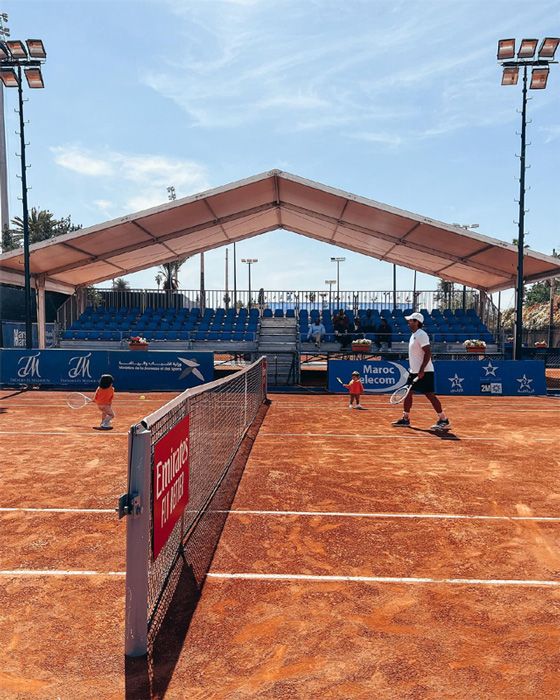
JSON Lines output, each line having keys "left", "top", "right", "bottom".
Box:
{"left": 328, "top": 359, "right": 546, "bottom": 396}
{"left": 152, "top": 414, "right": 190, "bottom": 561}
{"left": 0, "top": 349, "right": 214, "bottom": 392}
{"left": 1, "top": 321, "right": 57, "bottom": 348}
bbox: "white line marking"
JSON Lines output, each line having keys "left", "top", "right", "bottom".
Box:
{"left": 0, "top": 569, "right": 125, "bottom": 576}
{"left": 260, "top": 432, "right": 555, "bottom": 442}
{"left": 207, "top": 572, "right": 560, "bottom": 587}
{"left": 215, "top": 509, "right": 560, "bottom": 523}
{"left": 0, "top": 507, "right": 115, "bottom": 514}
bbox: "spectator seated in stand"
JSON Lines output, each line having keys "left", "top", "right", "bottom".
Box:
{"left": 352, "top": 316, "right": 364, "bottom": 339}
{"left": 375, "top": 317, "right": 392, "bottom": 350}
{"left": 307, "top": 317, "right": 326, "bottom": 348}
{"left": 333, "top": 309, "right": 352, "bottom": 348}
{"left": 362, "top": 309, "right": 376, "bottom": 333}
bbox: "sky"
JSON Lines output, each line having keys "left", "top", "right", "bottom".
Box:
{"left": 2, "top": 0, "right": 559, "bottom": 308}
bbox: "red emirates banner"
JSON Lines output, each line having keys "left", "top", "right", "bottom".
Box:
{"left": 152, "top": 415, "right": 190, "bottom": 560}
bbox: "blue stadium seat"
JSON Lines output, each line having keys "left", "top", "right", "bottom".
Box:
{"left": 262, "top": 308, "right": 273, "bottom": 318}
{"left": 274, "top": 309, "right": 284, "bottom": 318}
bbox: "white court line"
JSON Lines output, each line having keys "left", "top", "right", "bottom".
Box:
{"left": 207, "top": 572, "right": 560, "bottom": 587}
{"left": 3, "top": 507, "right": 558, "bottom": 521}
{"left": 214, "top": 509, "right": 560, "bottom": 523}
{"left": 259, "top": 432, "right": 555, "bottom": 442}
{"left": 270, "top": 406, "right": 560, "bottom": 413}
{"left": 0, "top": 569, "right": 125, "bottom": 576}
{"left": 0, "top": 507, "right": 115, "bottom": 513}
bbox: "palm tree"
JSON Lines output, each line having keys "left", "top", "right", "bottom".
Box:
{"left": 10, "top": 208, "right": 81, "bottom": 246}
{"left": 112, "top": 277, "right": 130, "bottom": 291}
{"left": 158, "top": 259, "right": 188, "bottom": 290}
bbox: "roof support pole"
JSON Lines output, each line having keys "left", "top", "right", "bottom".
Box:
{"left": 35, "top": 275, "right": 46, "bottom": 349}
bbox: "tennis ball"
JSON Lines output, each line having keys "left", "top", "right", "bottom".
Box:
{"left": 140, "top": 395, "right": 146, "bottom": 400}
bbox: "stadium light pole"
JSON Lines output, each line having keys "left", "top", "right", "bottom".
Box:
{"left": 0, "top": 12, "right": 9, "bottom": 241}
{"left": 325, "top": 279, "right": 336, "bottom": 314}
{"left": 330, "top": 257, "right": 345, "bottom": 308}
{"left": 497, "top": 37, "right": 559, "bottom": 360}
{"left": 241, "top": 258, "right": 258, "bottom": 309}
{"left": 0, "top": 37, "right": 46, "bottom": 349}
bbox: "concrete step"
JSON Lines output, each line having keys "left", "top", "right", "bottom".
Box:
{"left": 258, "top": 339, "right": 297, "bottom": 353}
{"left": 259, "top": 328, "right": 298, "bottom": 336}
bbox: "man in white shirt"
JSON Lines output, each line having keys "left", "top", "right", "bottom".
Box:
{"left": 307, "top": 318, "right": 326, "bottom": 348}
{"left": 392, "top": 312, "right": 450, "bottom": 430}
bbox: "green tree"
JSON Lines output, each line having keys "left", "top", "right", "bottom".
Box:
{"left": 158, "top": 259, "right": 188, "bottom": 290}
{"left": 5, "top": 208, "right": 82, "bottom": 250}
{"left": 112, "top": 277, "right": 130, "bottom": 291}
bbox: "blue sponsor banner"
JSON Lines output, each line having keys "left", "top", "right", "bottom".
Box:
{"left": 435, "top": 359, "right": 546, "bottom": 396}
{"left": 0, "top": 349, "right": 214, "bottom": 391}
{"left": 328, "top": 359, "right": 410, "bottom": 394}
{"left": 1, "top": 321, "right": 56, "bottom": 348}
{"left": 329, "top": 359, "right": 546, "bottom": 396}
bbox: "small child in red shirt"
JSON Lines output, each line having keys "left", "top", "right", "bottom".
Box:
{"left": 344, "top": 371, "right": 365, "bottom": 410}
{"left": 94, "top": 374, "right": 115, "bottom": 430}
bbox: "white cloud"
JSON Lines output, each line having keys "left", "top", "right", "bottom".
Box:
{"left": 52, "top": 147, "right": 113, "bottom": 177}
{"left": 541, "top": 125, "right": 560, "bottom": 144}
{"left": 52, "top": 145, "right": 210, "bottom": 216}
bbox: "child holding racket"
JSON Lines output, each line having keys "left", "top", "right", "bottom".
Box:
{"left": 344, "top": 371, "right": 365, "bottom": 410}
{"left": 94, "top": 374, "right": 115, "bottom": 430}
{"left": 392, "top": 313, "right": 450, "bottom": 430}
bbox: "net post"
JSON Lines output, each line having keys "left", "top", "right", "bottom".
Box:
{"left": 124, "top": 424, "right": 151, "bottom": 657}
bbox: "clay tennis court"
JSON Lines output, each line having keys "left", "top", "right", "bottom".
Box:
{"left": 1, "top": 388, "right": 559, "bottom": 698}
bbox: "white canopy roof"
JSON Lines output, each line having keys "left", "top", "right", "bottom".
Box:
{"left": 1, "top": 169, "right": 559, "bottom": 294}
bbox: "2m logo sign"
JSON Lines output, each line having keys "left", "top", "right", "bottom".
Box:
{"left": 152, "top": 415, "right": 190, "bottom": 560}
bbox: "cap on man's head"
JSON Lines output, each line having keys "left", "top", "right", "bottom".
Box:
{"left": 405, "top": 312, "right": 424, "bottom": 324}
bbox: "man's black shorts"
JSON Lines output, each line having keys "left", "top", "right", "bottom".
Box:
{"left": 408, "top": 371, "right": 435, "bottom": 394}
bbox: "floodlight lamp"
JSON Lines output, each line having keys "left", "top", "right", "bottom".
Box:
{"left": 24, "top": 67, "right": 44, "bottom": 89}
{"left": 25, "top": 39, "right": 46, "bottom": 60}
{"left": 530, "top": 67, "right": 549, "bottom": 90}
{"left": 518, "top": 38, "right": 538, "bottom": 59}
{"left": 501, "top": 67, "right": 519, "bottom": 86}
{"left": 538, "top": 37, "right": 560, "bottom": 60}
{"left": 6, "top": 39, "right": 27, "bottom": 59}
{"left": 331, "top": 256, "right": 346, "bottom": 262}
{"left": 0, "top": 28, "right": 9, "bottom": 37}
{"left": 0, "top": 12, "right": 8, "bottom": 21}
{"left": 0, "top": 68, "right": 19, "bottom": 87}
{"left": 497, "top": 38, "right": 515, "bottom": 60}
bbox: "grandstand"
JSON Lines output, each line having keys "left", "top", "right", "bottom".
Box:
{"left": 58, "top": 299, "right": 495, "bottom": 350}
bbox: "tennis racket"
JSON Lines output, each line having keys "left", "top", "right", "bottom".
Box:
{"left": 389, "top": 377, "right": 419, "bottom": 405}
{"left": 66, "top": 392, "right": 92, "bottom": 409}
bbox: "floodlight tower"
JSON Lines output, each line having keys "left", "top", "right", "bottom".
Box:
{"left": 0, "top": 35, "right": 47, "bottom": 349}
{"left": 0, "top": 12, "right": 9, "bottom": 240}
{"left": 330, "top": 257, "right": 345, "bottom": 307}
{"left": 325, "top": 279, "right": 336, "bottom": 313}
{"left": 241, "top": 258, "right": 258, "bottom": 309}
{"left": 497, "top": 37, "right": 559, "bottom": 360}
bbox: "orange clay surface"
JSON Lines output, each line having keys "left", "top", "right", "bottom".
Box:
{"left": 1, "top": 388, "right": 559, "bottom": 699}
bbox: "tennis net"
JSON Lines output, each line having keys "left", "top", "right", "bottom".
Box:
{"left": 123, "top": 357, "right": 267, "bottom": 656}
